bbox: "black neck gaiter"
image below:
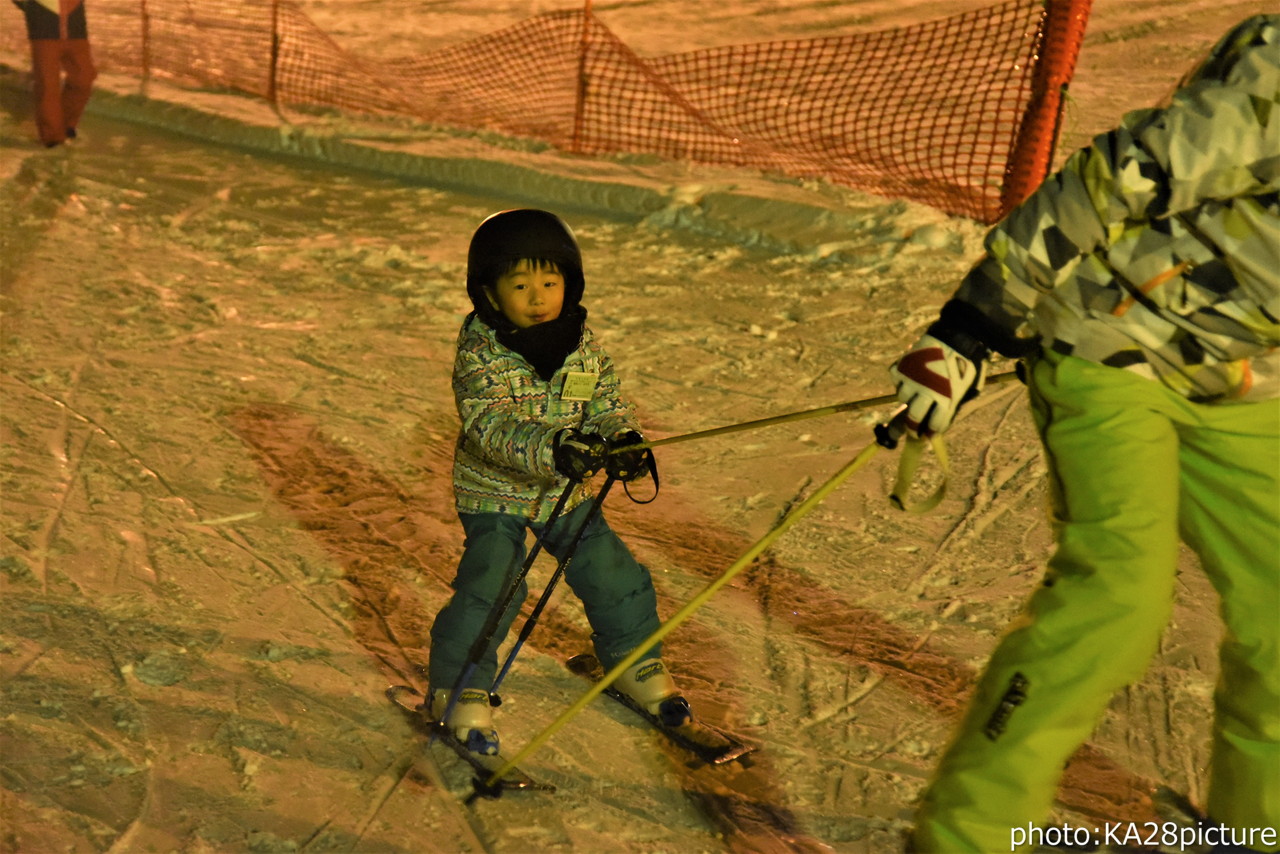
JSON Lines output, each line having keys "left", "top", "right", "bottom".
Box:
{"left": 492, "top": 305, "right": 587, "bottom": 382}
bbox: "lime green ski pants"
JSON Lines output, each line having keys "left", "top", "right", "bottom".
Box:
{"left": 912, "top": 352, "right": 1280, "bottom": 853}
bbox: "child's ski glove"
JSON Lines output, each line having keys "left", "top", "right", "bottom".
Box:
{"left": 605, "top": 430, "right": 653, "bottom": 482}
{"left": 554, "top": 429, "right": 607, "bottom": 480}
{"left": 890, "top": 333, "right": 987, "bottom": 436}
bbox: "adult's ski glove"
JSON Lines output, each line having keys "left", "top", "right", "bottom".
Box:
{"left": 554, "top": 429, "right": 607, "bottom": 480}
{"left": 890, "top": 333, "right": 987, "bottom": 436}
{"left": 605, "top": 430, "right": 654, "bottom": 482}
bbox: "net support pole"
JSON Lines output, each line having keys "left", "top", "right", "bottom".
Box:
{"left": 139, "top": 0, "right": 151, "bottom": 95}
{"left": 571, "top": 0, "right": 593, "bottom": 152}
{"left": 1000, "top": 0, "right": 1093, "bottom": 216}
{"left": 268, "top": 0, "right": 282, "bottom": 116}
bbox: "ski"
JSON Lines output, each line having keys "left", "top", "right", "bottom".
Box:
{"left": 566, "top": 653, "right": 756, "bottom": 766}
{"left": 385, "top": 684, "right": 555, "bottom": 794}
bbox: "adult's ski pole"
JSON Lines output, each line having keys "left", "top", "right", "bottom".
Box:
{"left": 490, "top": 475, "right": 618, "bottom": 700}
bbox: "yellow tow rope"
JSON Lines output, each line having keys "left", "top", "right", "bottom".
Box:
{"left": 483, "top": 429, "right": 929, "bottom": 789}
{"left": 481, "top": 371, "right": 1015, "bottom": 790}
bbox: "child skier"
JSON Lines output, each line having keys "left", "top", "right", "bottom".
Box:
{"left": 427, "top": 208, "right": 690, "bottom": 754}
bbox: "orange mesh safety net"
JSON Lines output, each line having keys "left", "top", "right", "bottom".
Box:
{"left": 2, "top": 0, "right": 1091, "bottom": 222}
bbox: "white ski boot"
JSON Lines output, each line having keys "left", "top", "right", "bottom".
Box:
{"left": 430, "top": 687, "right": 500, "bottom": 755}
{"left": 615, "top": 658, "right": 693, "bottom": 727}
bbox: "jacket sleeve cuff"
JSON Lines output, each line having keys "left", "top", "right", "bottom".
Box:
{"left": 929, "top": 299, "right": 1038, "bottom": 360}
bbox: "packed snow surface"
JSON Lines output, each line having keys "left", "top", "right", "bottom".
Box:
{"left": 0, "top": 1, "right": 1268, "bottom": 851}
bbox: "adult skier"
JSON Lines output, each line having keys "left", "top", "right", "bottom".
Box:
{"left": 888, "top": 15, "right": 1279, "bottom": 853}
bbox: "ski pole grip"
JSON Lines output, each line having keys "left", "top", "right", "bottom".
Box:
{"left": 874, "top": 408, "right": 909, "bottom": 450}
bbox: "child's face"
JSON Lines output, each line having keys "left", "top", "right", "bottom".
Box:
{"left": 487, "top": 259, "right": 565, "bottom": 328}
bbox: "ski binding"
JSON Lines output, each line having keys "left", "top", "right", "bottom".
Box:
{"left": 386, "top": 684, "right": 555, "bottom": 795}
{"left": 567, "top": 653, "right": 756, "bottom": 766}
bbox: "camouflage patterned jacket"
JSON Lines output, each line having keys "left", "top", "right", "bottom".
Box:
{"left": 451, "top": 314, "right": 638, "bottom": 522}
{"left": 943, "top": 14, "right": 1279, "bottom": 404}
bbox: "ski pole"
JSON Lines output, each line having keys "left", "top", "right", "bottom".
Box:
{"left": 609, "top": 368, "right": 1020, "bottom": 455}
{"left": 438, "top": 478, "right": 579, "bottom": 730}
{"left": 490, "top": 475, "right": 618, "bottom": 699}
{"left": 481, "top": 421, "right": 904, "bottom": 791}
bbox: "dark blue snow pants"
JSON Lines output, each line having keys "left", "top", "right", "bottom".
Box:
{"left": 427, "top": 500, "right": 662, "bottom": 692}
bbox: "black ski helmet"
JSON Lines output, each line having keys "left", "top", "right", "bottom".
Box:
{"left": 466, "top": 209, "right": 585, "bottom": 325}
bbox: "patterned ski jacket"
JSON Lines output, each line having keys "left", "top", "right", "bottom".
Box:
{"left": 451, "top": 314, "right": 639, "bottom": 522}
{"left": 943, "top": 14, "right": 1279, "bottom": 404}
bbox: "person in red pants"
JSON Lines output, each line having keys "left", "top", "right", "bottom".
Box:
{"left": 12, "top": 0, "right": 97, "bottom": 147}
